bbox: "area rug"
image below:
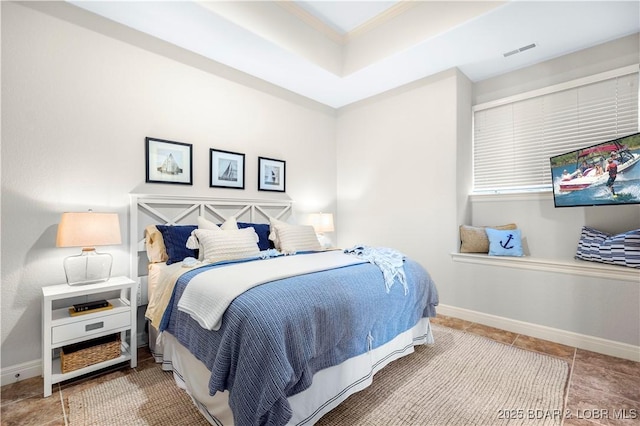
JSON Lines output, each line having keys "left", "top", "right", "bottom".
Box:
{"left": 67, "top": 367, "right": 209, "bottom": 425}
{"left": 68, "top": 324, "right": 569, "bottom": 425}
{"left": 316, "top": 324, "right": 570, "bottom": 426}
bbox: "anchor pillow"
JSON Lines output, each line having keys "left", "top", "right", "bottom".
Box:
{"left": 485, "top": 228, "right": 524, "bottom": 257}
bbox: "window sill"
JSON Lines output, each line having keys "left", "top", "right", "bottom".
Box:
{"left": 469, "top": 191, "right": 552, "bottom": 203}
{"left": 450, "top": 252, "right": 639, "bottom": 282}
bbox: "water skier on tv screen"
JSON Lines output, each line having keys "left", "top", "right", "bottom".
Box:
{"left": 606, "top": 155, "right": 618, "bottom": 196}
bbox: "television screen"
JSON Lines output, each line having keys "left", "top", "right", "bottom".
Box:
{"left": 549, "top": 132, "right": 640, "bottom": 207}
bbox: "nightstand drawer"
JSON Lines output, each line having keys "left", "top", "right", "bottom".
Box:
{"left": 52, "top": 311, "right": 130, "bottom": 345}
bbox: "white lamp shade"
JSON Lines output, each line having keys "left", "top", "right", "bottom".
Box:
{"left": 56, "top": 212, "right": 122, "bottom": 248}
{"left": 309, "top": 213, "right": 334, "bottom": 234}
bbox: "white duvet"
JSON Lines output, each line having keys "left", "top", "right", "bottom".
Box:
{"left": 177, "top": 250, "right": 366, "bottom": 331}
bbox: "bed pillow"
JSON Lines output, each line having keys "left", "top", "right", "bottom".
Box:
{"left": 193, "top": 216, "right": 239, "bottom": 260}
{"left": 576, "top": 227, "right": 640, "bottom": 268}
{"left": 459, "top": 223, "right": 517, "bottom": 253}
{"left": 485, "top": 228, "right": 524, "bottom": 257}
{"left": 270, "top": 218, "right": 321, "bottom": 254}
{"left": 156, "top": 225, "right": 198, "bottom": 265}
{"left": 144, "top": 225, "right": 169, "bottom": 263}
{"left": 268, "top": 217, "right": 287, "bottom": 249}
{"left": 198, "top": 215, "right": 238, "bottom": 231}
{"left": 238, "top": 222, "right": 274, "bottom": 251}
{"left": 192, "top": 227, "right": 260, "bottom": 263}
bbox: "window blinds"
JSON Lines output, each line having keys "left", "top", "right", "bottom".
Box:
{"left": 473, "top": 71, "right": 639, "bottom": 193}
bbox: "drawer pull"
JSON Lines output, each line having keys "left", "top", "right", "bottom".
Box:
{"left": 85, "top": 322, "right": 104, "bottom": 332}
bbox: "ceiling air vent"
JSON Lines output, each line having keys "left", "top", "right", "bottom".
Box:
{"left": 503, "top": 43, "right": 537, "bottom": 57}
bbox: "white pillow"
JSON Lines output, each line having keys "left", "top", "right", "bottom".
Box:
{"left": 268, "top": 217, "right": 287, "bottom": 249}
{"left": 192, "top": 227, "right": 260, "bottom": 263}
{"left": 198, "top": 215, "right": 238, "bottom": 231}
{"left": 188, "top": 216, "right": 239, "bottom": 260}
{"left": 269, "top": 218, "right": 321, "bottom": 254}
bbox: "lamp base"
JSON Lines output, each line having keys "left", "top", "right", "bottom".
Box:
{"left": 63, "top": 248, "right": 113, "bottom": 286}
{"left": 316, "top": 233, "right": 333, "bottom": 249}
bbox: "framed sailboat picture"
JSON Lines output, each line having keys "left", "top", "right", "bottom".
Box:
{"left": 210, "top": 148, "right": 245, "bottom": 189}
{"left": 258, "top": 156, "right": 286, "bottom": 192}
{"left": 145, "top": 137, "right": 193, "bottom": 185}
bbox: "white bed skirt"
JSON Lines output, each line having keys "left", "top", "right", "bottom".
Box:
{"left": 150, "top": 317, "right": 434, "bottom": 425}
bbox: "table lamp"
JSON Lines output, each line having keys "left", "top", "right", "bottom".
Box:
{"left": 56, "top": 210, "right": 121, "bottom": 285}
{"left": 309, "top": 212, "right": 334, "bottom": 249}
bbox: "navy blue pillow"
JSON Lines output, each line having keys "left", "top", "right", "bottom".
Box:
{"left": 576, "top": 226, "right": 640, "bottom": 268}
{"left": 237, "top": 222, "right": 274, "bottom": 251}
{"left": 156, "top": 225, "right": 197, "bottom": 264}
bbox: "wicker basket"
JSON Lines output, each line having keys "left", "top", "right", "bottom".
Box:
{"left": 60, "top": 333, "right": 121, "bottom": 373}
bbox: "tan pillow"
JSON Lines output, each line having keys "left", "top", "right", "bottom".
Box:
{"left": 460, "top": 223, "right": 517, "bottom": 253}
{"left": 144, "top": 225, "right": 169, "bottom": 263}
{"left": 193, "top": 227, "right": 260, "bottom": 263}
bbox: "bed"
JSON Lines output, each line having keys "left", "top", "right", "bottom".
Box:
{"left": 130, "top": 195, "right": 439, "bottom": 425}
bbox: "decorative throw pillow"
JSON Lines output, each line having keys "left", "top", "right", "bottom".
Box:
{"left": 198, "top": 215, "right": 238, "bottom": 231}
{"left": 269, "top": 217, "right": 321, "bottom": 254}
{"left": 485, "top": 228, "right": 524, "bottom": 257}
{"left": 192, "top": 227, "right": 260, "bottom": 263}
{"left": 599, "top": 229, "right": 640, "bottom": 268}
{"left": 268, "top": 217, "right": 287, "bottom": 249}
{"left": 459, "top": 223, "right": 518, "bottom": 253}
{"left": 156, "top": 225, "right": 198, "bottom": 265}
{"left": 188, "top": 216, "right": 239, "bottom": 260}
{"left": 238, "top": 222, "right": 273, "bottom": 251}
{"left": 144, "top": 225, "right": 169, "bottom": 263}
{"left": 576, "top": 227, "right": 640, "bottom": 268}
{"left": 575, "top": 227, "right": 609, "bottom": 262}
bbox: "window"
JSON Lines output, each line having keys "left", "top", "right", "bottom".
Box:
{"left": 473, "top": 67, "right": 639, "bottom": 194}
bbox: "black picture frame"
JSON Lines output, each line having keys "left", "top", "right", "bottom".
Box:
{"left": 258, "top": 156, "right": 286, "bottom": 192}
{"left": 210, "top": 148, "right": 245, "bottom": 189}
{"left": 145, "top": 137, "right": 193, "bottom": 185}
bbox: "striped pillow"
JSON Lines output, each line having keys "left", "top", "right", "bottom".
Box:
{"left": 192, "top": 227, "right": 260, "bottom": 263}
{"left": 575, "top": 227, "right": 640, "bottom": 268}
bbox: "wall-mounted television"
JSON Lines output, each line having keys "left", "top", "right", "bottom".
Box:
{"left": 549, "top": 132, "right": 640, "bottom": 207}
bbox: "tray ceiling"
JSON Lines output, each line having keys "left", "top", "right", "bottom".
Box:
{"left": 66, "top": 1, "right": 639, "bottom": 108}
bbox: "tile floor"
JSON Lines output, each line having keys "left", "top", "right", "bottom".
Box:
{"left": 1, "top": 314, "right": 638, "bottom": 425}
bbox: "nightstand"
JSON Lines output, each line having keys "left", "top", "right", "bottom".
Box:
{"left": 42, "top": 276, "right": 137, "bottom": 397}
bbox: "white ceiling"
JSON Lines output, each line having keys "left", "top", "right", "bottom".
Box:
{"left": 67, "top": 1, "right": 640, "bottom": 108}
{"left": 294, "top": 1, "right": 401, "bottom": 34}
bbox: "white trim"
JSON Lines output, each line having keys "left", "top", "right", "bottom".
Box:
{"left": 473, "top": 64, "right": 640, "bottom": 112}
{"left": 450, "top": 252, "right": 640, "bottom": 282}
{"left": 437, "top": 304, "right": 640, "bottom": 362}
{"left": 469, "top": 190, "right": 552, "bottom": 203}
{"left": 1, "top": 359, "right": 42, "bottom": 387}
{"left": 0, "top": 338, "right": 152, "bottom": 387}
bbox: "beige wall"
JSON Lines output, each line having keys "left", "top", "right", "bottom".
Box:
{"left": 1, "top": 2, "right": 336, "bottom": 369}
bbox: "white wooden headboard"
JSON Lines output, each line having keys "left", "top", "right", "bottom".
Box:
{"left": 129, "top": 194, "right": 293, "bottom": 305}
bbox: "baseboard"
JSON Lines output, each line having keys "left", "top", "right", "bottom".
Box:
{"left": 1, "top": 333, "right": 151, "bottom": 387}
{"left": 1, "top": 359, "right": 41, "bottom": 387}
{"left": 437, "top": 304, "right": 640, "bottom": 362}
{"left": 4, "top": 310, "right": 636, "bottom": 386}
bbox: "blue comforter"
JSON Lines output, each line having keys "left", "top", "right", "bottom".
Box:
{"left": 161, "top": 253, "right": 438, "bottom": 426}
